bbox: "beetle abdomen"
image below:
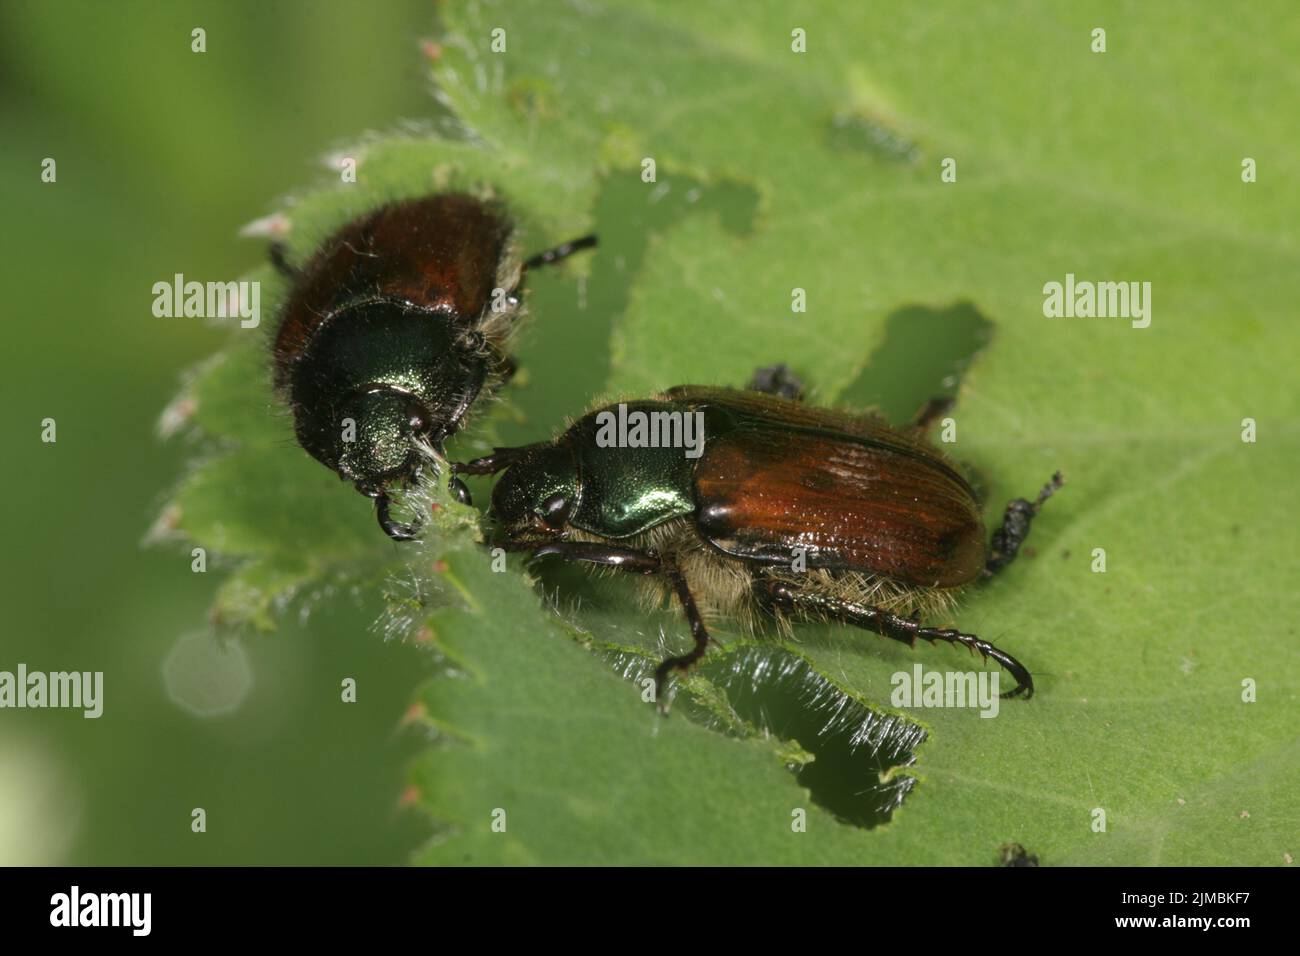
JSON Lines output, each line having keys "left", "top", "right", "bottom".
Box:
{"left": 273, "top": 194, "right": 512, "bottom": 389}
{"left": 694, "top": 425, "right": 986, "bottom": 587}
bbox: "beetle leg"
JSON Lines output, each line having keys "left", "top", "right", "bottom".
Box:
{"left": 907, "top": 396, "right": 955, "bottom": 433}
{"left": 449, "top": 476, "right": 473, "bottom": 506}
{"left": 653, "top": 562, "right": 713, "bottom": 711}
{"left": 755, "top": 578, "right": 1034, "bottom": 699}
{"left": 375, "top": 492, "right": 421, "bottom": 541}
{"left": 747, "top": 363, "right": 804, "bottom": 401}
{"left": 268, "top": 241, "right": 299, "bottom": 280}
{"left": 526, "top": 543, "right": 710, "bottom": 711}
{"left": 522, "top": 234, "right": 598, "bottom": 271}
{"left": 984, "top": 471, "right": 1064, "bottom": 578}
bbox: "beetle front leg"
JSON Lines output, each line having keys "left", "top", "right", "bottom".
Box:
{"left": 755, "top": 578, "right": 1034, "bottom": 699}
{"left": 984, "top": 471, "right": 1064, "bottom": 578}
{"left": 526, "top": 543, "right": 710, "bottom": 711}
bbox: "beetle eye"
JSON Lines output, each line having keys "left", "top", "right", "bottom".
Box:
{"left": 538, "top": 493, "right": 570, "bottom": 529}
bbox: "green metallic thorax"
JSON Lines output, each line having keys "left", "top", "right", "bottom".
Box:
{"left": 567, "top": 402, "right": 725, "bottom": 539}
{"left": 490, "top": 400, "right": 742, "bottom": 539}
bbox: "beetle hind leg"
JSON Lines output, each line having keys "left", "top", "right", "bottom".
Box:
{"left": 755, "top": 577, "right": 1034, "bottom": 699}
{"left": 747, "top": 363, "right": 805, "bottom": 401}
{"left": 984, "top": 471, "right": 1064, "bottom": 578}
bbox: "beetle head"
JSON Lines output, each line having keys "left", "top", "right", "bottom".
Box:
{"left": 336, "top": 385, "right": 434, "bottom": 494}
{"left": 286, "top": 298, "right": 493, "bottom": 539}
{"left": 490, "top": 443, "right": 580, "bottom": 538}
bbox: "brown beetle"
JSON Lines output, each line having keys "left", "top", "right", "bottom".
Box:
{"left": 270, "top": 193, "right": 594, "bottom": 538}
{"left": 460, "top": 376, "right": 1062, "bottom": 703}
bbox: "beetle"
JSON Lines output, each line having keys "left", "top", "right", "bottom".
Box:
{"left": 457, "top": 382, "right": 1062, "bottom": 704}
{"left": 269, "top": 193, "right": 595, "bottom": 540}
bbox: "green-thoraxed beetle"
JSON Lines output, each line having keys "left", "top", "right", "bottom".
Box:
{"left": 270, "top": 193, "right": 595, "bottom": 540}
{"left": 457, "top": 376, "right": 1062, "bottom": 705}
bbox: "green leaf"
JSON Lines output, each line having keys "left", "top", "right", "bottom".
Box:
{"left": 158, "top": 1, "right": 1300, "bottom": 865}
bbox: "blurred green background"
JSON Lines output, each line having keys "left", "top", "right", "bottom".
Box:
{"left": 0, "top": 0, "right": 444, "bottom": 864}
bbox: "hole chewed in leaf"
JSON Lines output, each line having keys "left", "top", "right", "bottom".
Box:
{"left": 604, "top": 645, "right": 925, "bottom": 829}
{"left": 840, "top": 301, "right": 994, "bottom": 425}
{"left": 494, "top": 169, "right": 759, "bottom": 449}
